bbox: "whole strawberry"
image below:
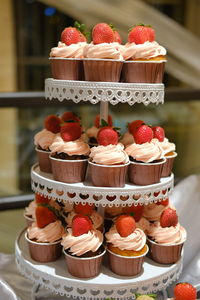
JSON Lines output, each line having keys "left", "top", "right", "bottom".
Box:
{"left": 114, "top": 30, "right": 122, "bottom": 44}
{"left": 35, "top": 193, "right": 50, "bottom": 204}
{"left": 94, "top": 114, "right": 112, "bottom": 128}
{"left": 72, "top": 214, "right": 93, "bottom": 236}
{"left": 35, "top": 205, "right": 57, "bottom": 228}
{"left": 128, "top": 120, "right": 144, "bottom": 134}
{"left": 123, "top": 204, "right": 144, "bottom": 222}
{"left": 116, "top": 214, "right": 136, "bottom": 237}
{"left": 128, "top": 24, "right": 155, "bottom": 45}
{"left": 97, "top": 126, "right": 118, "bottom": 146}
{"left": 60, "top": 122, "right": 82, "bottom": 142}
{"left": 133, "top": 124, "right": 153, "bottom": 144}
{"left": 160, "top": 208, "right": 178, "bottom": 228}
{"left": 74, "top": 203, "right": 95, "bottom": 215}
{"left": 61, "top": 27, "right": 81, "bottom": 46}
{"left": 174, "top": 282, "right": 197, "bottom": 300}
{"left": 61, "top": 111, "right": 80, "bottom": 123}
{"left": 92, "top": 23, "right": 115, "bottom": 44}
{"left": 152, "top": 126, "right": 165, "bottom": 142}
{"left": 44, "top": 115, "right": 61, "bottom": 133}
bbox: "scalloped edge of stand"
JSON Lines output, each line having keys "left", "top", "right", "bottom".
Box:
{"left": 31, "top": 163, "right": 174, "bottom": 206}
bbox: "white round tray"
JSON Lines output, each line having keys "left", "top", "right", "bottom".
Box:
{"left": 45, "top": 79, "right": 164, "bottom": 106}
{"left": 16, "top": 229, "right": 182, "bottom": 300}
{"left": 31, "top": 164, "right": 174, "bottom": 207}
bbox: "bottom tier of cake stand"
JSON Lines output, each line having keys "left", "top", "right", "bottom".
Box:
{"left": 15, "top": 229, "right": 182, "bottom": 300}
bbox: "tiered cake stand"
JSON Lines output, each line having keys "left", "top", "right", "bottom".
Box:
{"left": 15, "top": 79, "right": 182, "bottom": 300}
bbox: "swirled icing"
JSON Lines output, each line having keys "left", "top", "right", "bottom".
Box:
{"left": 34, "top": 129, "right": 56, "bottom": 150}
{"left": 27, "top": 220, "right": 64, "bottom": 243}
{"left": 136, "top": 217, "right": 150, "bottom": 234}
{"left": 83, "top": 42, "right": 123, "bottom": 60}
{"left": 61, "top": 228, "right": 103, "bottom": 256}
{"left": 50, "top": 41, "right": 87, "bottom": 58}
{"left": 152, "top": 138, "right": 176, "bottom": 156}
{"left": 50, "top": 134, "right": 90, "bottom": 156}
{"left": 105, "top": 225, "right": 146, "bottom": 251}
{"left": 125, "top": 142, "right": 164, "bottom": 163}
{"left": 25, "top": 200, "right": 36, "bottom": 218}
{"left": 122, "top": 41, "right": 166, "bottom": 60}
{"left": 90, "top": 143, "right": 129, "bottom": 165}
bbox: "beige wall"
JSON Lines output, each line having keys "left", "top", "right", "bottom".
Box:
{"left": 0, "top": 0, "right": 18, "bottom": 195}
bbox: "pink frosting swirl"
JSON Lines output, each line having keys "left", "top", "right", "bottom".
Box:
{"left": 61, "top": 228, "right": 103, "bottom": 256}
{"left": 152, "top": 138, "right": 176, "bottom": 156}
{"left": 136, "top": 217, "right": 150, "bottom": 234}
{"left": 83, "top": 42, "right": 123, "bottom": 60}
{"left": 50, "top": 41, "right": 87, "bottom": 58}
{"left": 120, "top": 132, "right": 134, "bottom": 146}
{"left": 122, "top": 41, "right": 166, "bottom": 60}
{"left": 34, "top": 129, "right": 56, "bottom": 150}
{"left": 86, "top": 126, "right": 99, "bottom": 138}
{"left": 27, "top": 220, "right": 64, "bottom": 243}
{"left": 125, "top": 141, "right": 164, "bottom": 163}
{"left": 66, "top": 211, "right": 103, "bottom": 230}
{"left": 50, "top": 134, "right": 90, "bottom": 156}
{"left": 90, "top": 143, "right": 129, "bottom": 165}
{"left": 143, "top": 203, "right": 170, "bottom": 222}
{"left": 105, "top": 225, "right": 146, "bottom": 251}
{"left": 25, "top": 200, "right": 36, "bottom": 218}
{"left": 148, "top": 221, "right": 187, "bottom": 244}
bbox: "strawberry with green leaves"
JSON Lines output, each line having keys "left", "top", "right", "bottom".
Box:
{"left": 60, "top": 122, "right": 82, "bottom": 142}
{"left": 35, "top": 204, "right": 57, "bottom": 228}
{"left": 160, "top": 207, "right": 178, "bottom": 228}
{"left": 128, "top": 120, "right": 144, "bottom": 134}
{"left": 94, "top": 114, "right": 113, "bottom": 128}
{"left": 72, "top": 214, "right": 93, "bottom": 236}
{"left": 61, "top": 22, "right": 87, "bottom": 45}
{"left": 116, "top": 214, "right": 136, "bottom": 237}
{"left": 61, "top": 111, "right": 80, "bottom": 123}
{"left": 97, "top": 126, "right": 119, "bottom": 146}
{"left": 44, "top": 115, "right": 61, "bottom": 133}
{"left": 92, "top": 23, "right": 115, "bottom": 44}
{"left": 133, "top": 124, "right": 153, "bottom": 144}
{"left": 128, "top": 24, "right": 155, "bottom": 45}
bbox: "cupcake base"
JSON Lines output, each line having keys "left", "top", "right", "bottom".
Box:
{"left": 162, "top": 152, "right": 177, "bottom": 177}
{"left": 49, "top": 58, "right": 83, "bottom": 80}
{"left": 35, "top": 147, "right": 52, "bottom": 173}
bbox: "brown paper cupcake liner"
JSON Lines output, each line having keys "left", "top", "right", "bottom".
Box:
{"left": 147, "top": 238, "right": 184, "bottom": 264}
{"left": 89, "top": 161, "right": 130, "bottom": 187}
{"left": 83, "top": 58, "right": 123, "bottom": 82}
{"left": 25, "top": 232, "right": 62, "bottom": 262}
{"left": 50, "top": 156, "right": 88, "bottom": 183}
{"left": 63, "top": 248, "right": 106, "bottom": 278}
{"left": 128, "top": 159, "right": 166, "bottom": 186}
{"left": 121, "top": 60, "right": 166, "bottom": 83}
{"left": 161, "top": 152, "right": 177, "bottom": 177}
{"left": 35, "top": 148, "right": 52, "bottom": 173}
{"left": 107, "top": 246, "right": 148, "bottom": 276}
{"left": 49, "top": 58, "right": 83, "bottom": 80}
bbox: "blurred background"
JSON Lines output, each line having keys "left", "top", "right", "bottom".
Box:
{"left": 0, "top": 0, "right": 200, "bottom": 250}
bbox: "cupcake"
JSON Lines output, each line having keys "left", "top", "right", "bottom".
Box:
{"left": 49, "top": 22, "right": 87, "bottom": 80}
{"left": 49, "top": 121, "right": 90, "bottom": 183}
{"left": 143, "top": 198, "right": 174, "bottom": 222}
{"left": 106, "top": 215, "right": 148, "bottom": 276}
{"left": 83, "top": 23, "right": 123, "bottom": 82}
{"left": 120, "top": 120, "right": 144, "bottom": 147}
{"left": 62, "top": 214, "right": 105, "bottom": 278}
{"left": 151, "top": 126, "right": 177, "bottom": 177}
{"left": 121, "top": 24, "right": 166, "bottom": 83}
{"left": 125, "top": 124, "right": 165, "bottom": 185}
{"left": 26, "top": 203, "right": 64, "bottom": 262}
{"left": 147, "top": 208, "right": 186, "bottom": 264}
{"left": 89, "top": 126, "right": 129, "bottom": 187}
{"left": 86, "top": 114, "right": 113, "bottom": 147}
{"left": 24, "top": 199, "right": 36, "bottom": 227}
{"left": 34, "top": 114, "right": 61, "bottom": 173}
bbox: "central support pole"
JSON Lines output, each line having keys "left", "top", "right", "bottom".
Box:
{"left": 100, "top": 101, "right": 109, "bottom": 123}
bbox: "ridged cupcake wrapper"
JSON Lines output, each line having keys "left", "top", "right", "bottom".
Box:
{"left": 23, "top": 213, "right": 34, "bottom": 227}
{"left": 122, "top": 61, "right": 166, "bottom": 83}
{"left": 49, "top": 58, "right": 83, "bottom": 80}
{"left": 83, "top": 59, "right": 123, "bottom": 82}
{"left": 89, "top": 161, "right": 129, "bottom": 187}
{"left": 128, "top": 159, "right": 166, "bottom": 186}
{"left": 107, "top": 246, "right": 148, "bottom": 276}
{"left": 63, "top": 248, "right": 106, "bottom": 278}
{"left": 50, "top": 156, "right": 88, "bottom": 183}
{"left": 35, "top": 148, "right": 52, "bottom": 173}
{"left": 147, "top": 238, "right": 184, "bottom": 264}
{"left": 25, "top": 233, "right": 62, "bottom": 262}
{"left": 161, "top": 152, "right": 177, "bottom": 177}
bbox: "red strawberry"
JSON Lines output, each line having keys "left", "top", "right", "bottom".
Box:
{"left": 174, "top": 282, "right": 197, "bottom": 300}
{"left": 44, "top": 115, "right": 61, "bottom": 133}
{"left": 128, "top": 25, "right": 155, "bottom": 44}
{"left": 61, "top": 111, "right": 80, "bottom": 123}
{"left": 35, "top": 193, "right": 50, "bottom": 204}
{"left": 94, "top": 114, "right": 113, "bottom": 128}
{"left": 156, "top": 198, "right": 169, "bottom": 206}
{"left": 116, "top": 215, "right": 136, "bottom": 237}
{"left": 79, "top": 32, "right": 87, "bottom": 42}
{"left": 160, "top": 208, "right": 178, "bottom": 228}
{"left": 74, "top": 203, "right": 95, "bottom": 215}
{"left": 60, "top": 122, "right": 82, "bottom": 141}
{"left": 128, "top": 120, "right": 144, "bottom": 134}
{"left": 133, "top": 125, "right": 153, "bottom": 144}
{"left": 114, "top": 30, "right": 122, "bottom": 44}
{"left": 152, "top": 126, "right": 165, "bottom": 142}
{"left": 97, "top": 126, "right": 118, "bottom": 146}
{"left": 35, "top": 205, "right": 57, "bottom": 228}
{"left": 72, "top": 214, "right": 93, "bottom": 236}
{"left": 61, "top": 27, "right": 81, "bottom": 46}
{"left": 92, "top": 23, "right": 115, "bottom": 44}
{"left": 123, "top": 204, "right": 144, "bottom": 222}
